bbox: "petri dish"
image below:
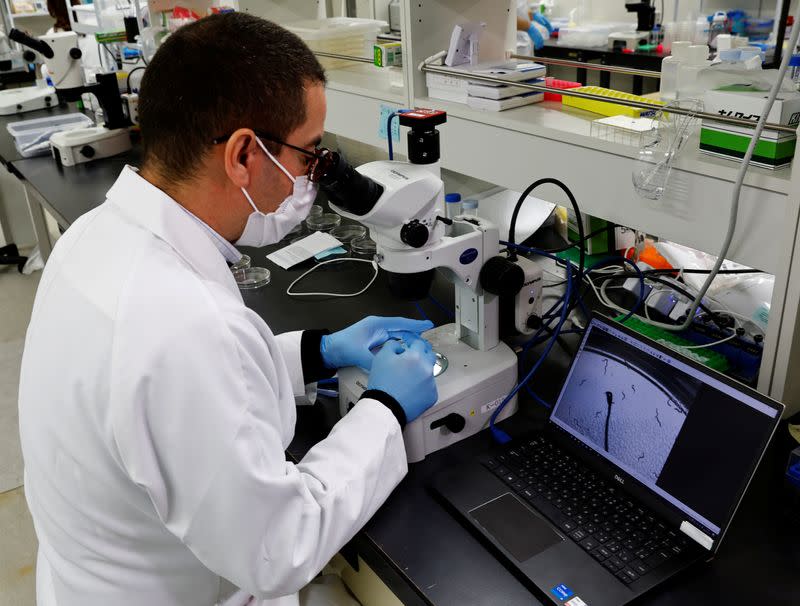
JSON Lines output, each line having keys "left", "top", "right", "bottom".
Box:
{"left": 233, "top": 266, "right": 271, "bottom": 290}
{"left": 306, "top": 213, "right": 342, "bottom": 233}
{"left": 433, "top": 351, "right": 448, "bottom": 377}
{"left": 350, "top": 237, "right": 377, "bottom": 259}
{"left": 230, "top": 254, "right": 251, "bottom": 273}
{"left": 330, "top": 224, "right": 367, "bottom": 244}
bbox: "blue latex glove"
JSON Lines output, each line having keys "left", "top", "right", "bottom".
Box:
{"left": 533, "top": 12, "right": 554, "bottom": 34}
{"left": 527, "top": 23, "right": 545, "bottom": 50}
{"left": 320, "top": 316, "right": 434, "bottom": 370}
{"left": 367, "top": 337, "right": 438, "bottom": 423}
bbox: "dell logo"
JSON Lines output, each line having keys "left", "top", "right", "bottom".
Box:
{"left": 614, "top": 474, "right": 625, "bottom": 484}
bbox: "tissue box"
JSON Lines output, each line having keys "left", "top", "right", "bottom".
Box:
{"left": 700, "top": 89, "right": 800, "bottom": 169}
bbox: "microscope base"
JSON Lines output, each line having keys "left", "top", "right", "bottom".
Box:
{"left": 338, "top": 324, "right": 518, "bottom": 463}
{"left": 0, "top": 86, "right": 56, "bottom": 115}
{"left": 50, "top": 126, "right": 131, "bottom": 167}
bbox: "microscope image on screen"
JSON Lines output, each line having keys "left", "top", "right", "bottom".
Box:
{"left": 554, "top": 327, "right": 701, "bottom": 482}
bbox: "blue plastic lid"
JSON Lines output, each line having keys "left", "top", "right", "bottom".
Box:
{"left": 791, "top": 54, "right": 800, "bottom": 67}
{"left": 445, "top": 193, "right": 462, "bottom": 203}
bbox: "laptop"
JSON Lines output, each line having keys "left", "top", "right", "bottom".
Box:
{"left": 432, "top": 315, "right": 783, "bottom": 606}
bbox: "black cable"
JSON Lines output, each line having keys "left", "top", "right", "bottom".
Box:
{"left": 126, "top": 66, "right": 146, "bottom": 93}
{"left": 508, "top": 178, "right": 585, "bottom": 316}
{"left": 541, "top": 225, "right": 613, "bottom": 254}
{"left": 643, "top": 267, "right": 764, "bottom": 276}
{"left": 101, "top": 43, "right": 118, "bottom": 69}
{"left": 587, "top": 270, "right": 725, "bottom": 324}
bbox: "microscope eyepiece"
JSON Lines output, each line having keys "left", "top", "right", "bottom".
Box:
{"left": 310, "top": 150, "right": 384, "bottom": 216}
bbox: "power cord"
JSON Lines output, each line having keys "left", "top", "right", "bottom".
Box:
{"left": 489, "top": 255, "right": 574, "bottom": 444}
{"left": 287, "top": 259, "right": 379, "bottom": 297}
{"left": 126, "top": 66, "right": 146, "bottom": 93}
{"left": 387, "top": 109, "right": 411, "bottom": 160}
{"left": 636, "top": 1, "right": 800, "bottom": 333}
{"left": 507, "top": 178, "right": 585, "bottom": 287}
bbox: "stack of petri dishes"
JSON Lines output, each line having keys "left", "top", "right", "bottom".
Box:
{"left": 230, "top": 253, "right": 271, "bottom": 290}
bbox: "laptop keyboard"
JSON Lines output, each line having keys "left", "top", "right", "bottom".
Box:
{"left": 481, "top": 434, "right": 694, "bottom": 586}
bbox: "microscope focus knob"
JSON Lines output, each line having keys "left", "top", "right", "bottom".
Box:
{"left": 22, "top": 50, "right": 35, "bottom": 63}
{"left": 480, "top": 256, "right": 525, "bottom": 297}
{"left": 79, "top": 145, "right": 95, "bottom": 159}
{"left": 400, "top": 220, "right": 429, "bottom": 248}
{"left": 430, "top": 413, "right": 466, "bottom": 433}
{"left": 69, "top": 47, "right": 82, "bottom": 60}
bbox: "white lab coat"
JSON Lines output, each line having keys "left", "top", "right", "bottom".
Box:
{"left": 18, "top": 166, "right": 408, "bottom": 606}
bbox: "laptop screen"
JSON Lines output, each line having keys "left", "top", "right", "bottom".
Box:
{"left": 549, "top": 317, "right": 780, "bottom": 541}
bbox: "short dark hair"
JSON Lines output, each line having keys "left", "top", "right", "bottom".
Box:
{"left": 138, "top": 13, "right": 326, "bottom": 182}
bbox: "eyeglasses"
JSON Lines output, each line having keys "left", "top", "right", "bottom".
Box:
{"left": 212, "top": 129, "right": 328, "bottom": 177}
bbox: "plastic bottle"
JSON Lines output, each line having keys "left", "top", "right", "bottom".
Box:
{"left": 660, "top": 41, "right": 690, "bottom": 101}
{"left": 462, "top": 199, "right": 479, "bottom": 216}
{"left": 791, "top": 54, "right": 800, "bottom": 91}
{"left": 707, "top": 11, "right": 727, "bottom": 49}
{"left": 676, "top": 44, "right": 711, "bottom": 100}
{"left": 445, "top": 193, "right": 462, "bottom": 219}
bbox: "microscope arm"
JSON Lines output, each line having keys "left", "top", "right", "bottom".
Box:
{"left": 55, "top": 72, "right": 130, "bottom": 129}
{"left": 377, "top": 227, "right": 484, "bottom": 289}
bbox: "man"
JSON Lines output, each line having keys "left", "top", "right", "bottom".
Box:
{"left": 18, "top": 13, "right": 438, "bottom": 606}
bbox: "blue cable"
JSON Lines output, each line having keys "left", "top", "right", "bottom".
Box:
{"left": 499, "top": 240, "right": 564, "bottom": 264}
{"left": 387, "top": 109, "right": 411, "bottom": 160}
{"left": 485, "top": 242, "right": 645, "bottom": 444}
{"left": 428, "top": 294, "right": 455, "bottom": 319}
{"left": 490, "top": 259, "right": 573, "bottom": 444}
{"left": 414, "top": 302, "right": 430, "bottom": 322}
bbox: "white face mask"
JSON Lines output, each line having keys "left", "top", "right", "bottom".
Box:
{"left": 235, "top": 137, "right": 318, "bottom": 248}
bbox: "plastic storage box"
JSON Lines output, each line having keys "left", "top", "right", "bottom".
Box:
{"left": 7, "top": 112, "right": 94, "bottom": 158}
{"left": 284, "top": 18, "right": 386, "bottom": 70}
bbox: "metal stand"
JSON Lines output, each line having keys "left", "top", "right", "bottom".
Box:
{"left": 24, "top": 184, "right": 54, "bottom": 263}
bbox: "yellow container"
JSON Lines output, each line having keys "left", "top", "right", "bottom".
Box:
{"left": 562, "top": 86, "right": 664, "bottom": 118}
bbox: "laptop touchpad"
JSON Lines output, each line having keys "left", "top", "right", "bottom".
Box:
{"left": 470, "top": 493, "right": 563, "bottom": 562}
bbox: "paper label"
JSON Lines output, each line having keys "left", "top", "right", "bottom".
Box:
{"left": 480, "top": 396, "right": 505, "bottom": 415}
{"left": 680, "top": 520, "right": 714, "bottom": 550}
{"left": 378, "top": 104, "right": 401, "bottom": 142}
{"left": 551, "top": 584, "right": 574, "bottom": 600}
{"left": 266, "top": 232, "right": 342, "bottom": 269}
{"left": 565, "top": 597, "right": 587, "bottom": 606}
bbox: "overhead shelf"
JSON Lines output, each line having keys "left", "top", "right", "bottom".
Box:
{"left": 413, "top": 96, "right": 793, "bottom": 195}
{"left": 413, "top": 95, "right": 790, "bottom": 275}
{"left": 326, "top": 63, "right": 406, "bottom": 105}
{"left": 11, "top": 11, "right": 50, "bottom": 18}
